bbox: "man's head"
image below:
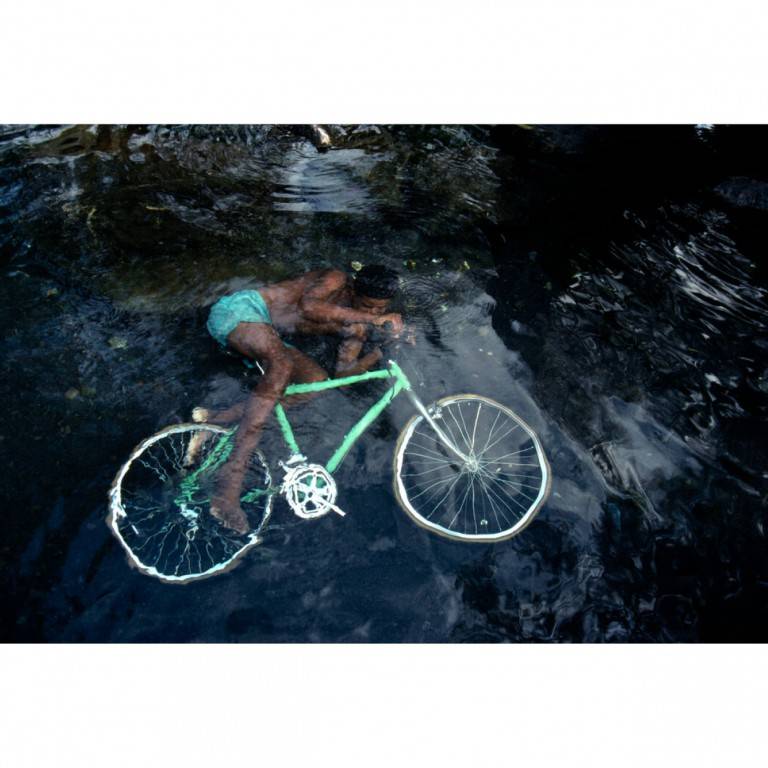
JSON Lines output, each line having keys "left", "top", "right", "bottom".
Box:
{"left": 352, "top": 264, "right": 399, "bottom": 314}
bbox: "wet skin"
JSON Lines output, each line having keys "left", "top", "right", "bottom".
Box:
{"left": 207, "top": 269, "right": 404, "bottom": 533}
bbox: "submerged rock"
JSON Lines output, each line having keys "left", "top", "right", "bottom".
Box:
{"left": 108, "top": 335, "right": 128, "bottom": 350}
{"left": 714, "top": 176, "right": 768, "bottom": 210}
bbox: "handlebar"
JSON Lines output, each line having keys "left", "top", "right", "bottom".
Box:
{"left": 369, "top": 320, "right": 416, "bottom": 347}
{"left": 368, "top": 320, "right": 394, "bottom": 344}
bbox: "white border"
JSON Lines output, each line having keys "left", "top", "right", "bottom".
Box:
{"left": 1, "top": 645, "right": 766, "bottom": 768}
{"left": 3, "top": 1, "right": 768, "bottom": 765}
{"left": 3, "top": 1, "right": 768, "bottom": 122}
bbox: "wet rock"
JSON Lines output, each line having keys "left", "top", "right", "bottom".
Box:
{"left": 322, "top": 125, "right": 348, "bottom": 141}
{"left": 344, "top": 124, "right": 387, "bottom": 148}
{"left": 287, "top": 124, "right": 332, "bottom": 151}
{"left": 311, "top": 125, "right": 332, "bottom": 150}
{"left": 714, "top": 177, "right": 768, "bottom": 210}
{"left": 108, "top": 335, "right": 128, "bottom": 349}
{"left": 352, "top": 124, "right": 381, "bottom": 137}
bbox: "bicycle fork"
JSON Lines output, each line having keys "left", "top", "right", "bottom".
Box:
{"left": 402, "top": 387, "right": 472, "bottom": 466}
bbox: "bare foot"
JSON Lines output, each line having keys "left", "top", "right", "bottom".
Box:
{"left": 193, "top": 403, "right": 246, "bottom": 427}
{"left": 210, "top": 495, "right": 249, "bottom": 534}
{"left": 191, "top": 407, "right": 210, "bottom": 423}
{"left": 184, "top": 426, "right": 213, "bottom": 467}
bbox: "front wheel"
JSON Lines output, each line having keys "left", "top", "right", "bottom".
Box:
{"left": 393, "top": 394, "right": 551, "bottom": 542}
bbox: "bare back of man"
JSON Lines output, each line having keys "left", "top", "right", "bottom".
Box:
{"left": 202, "top": 267, "right": 403, "bottom": 533}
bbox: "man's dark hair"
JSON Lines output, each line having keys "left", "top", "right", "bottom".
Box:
{"left": 354, "top": 264, "right": 399, "bottom": 299}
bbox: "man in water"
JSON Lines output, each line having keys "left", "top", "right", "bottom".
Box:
{"left": 200, "top": 265, "right": 404, "bottom": 533}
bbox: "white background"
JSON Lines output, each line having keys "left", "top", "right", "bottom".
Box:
{"left": 3, "top": 0, "right": 768, "bottom": 122}
{"left": 2, "top": 1, "right": 767, "bottom": 766}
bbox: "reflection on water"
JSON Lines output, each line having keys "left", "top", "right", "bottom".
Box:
{"left": 1, "top": 124, "right": 767, "bottom": 642}
{"left": 273, "top": 148, "right": 380, "bottom": 213}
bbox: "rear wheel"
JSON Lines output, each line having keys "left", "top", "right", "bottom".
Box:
{"left": 108, "top": 423, "right": 273, "bottom": 582}
{"left": 393, "top": 395, "right": 551, "bottom": 542}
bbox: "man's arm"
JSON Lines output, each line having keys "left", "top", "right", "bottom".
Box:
{"left": 298, "top": 270, "right": 401, "bottom": 329}
{"left": 334, "top": 325, "right": 383, "bottom": 376}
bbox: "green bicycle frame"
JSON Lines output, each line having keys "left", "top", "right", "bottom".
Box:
{"left": 177, "top": 361, "right": 416, "bottom": 508}
{"left": 275, "top": 359, "right": 411, "bottom": 473}
{"left": 176, "top": 359, "right": 470, "bottom": 508}
{"left": 274, "top": 358, "right": 468, "bottom": 472}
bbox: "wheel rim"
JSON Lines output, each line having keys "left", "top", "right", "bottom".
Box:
{"left": 394, "top": 395, "right": 550, "bottom": 542}
{"left": 108, "top": 423, "right": 272, "bottom": 582}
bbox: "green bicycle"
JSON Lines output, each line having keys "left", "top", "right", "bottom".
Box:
{"left": 108, "top": 359, "right": 552, "bottom": 583}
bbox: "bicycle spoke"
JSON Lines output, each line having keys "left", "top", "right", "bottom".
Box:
{"left": 401, "top": 463, "right": 456, "bottom": 478}
{"left": 478, "top": 408, "right": 503, "bottom": 456}
{"left": 456, "top": 402, "right": 473, "bottom": 448}
{"left": 437, "top": 415, "right": 464, "bottom": 456}
{"left": 478, "top": 473, "right": 543, "bottom": 493}
{"left": 477, "top": 473, "right": 521, "bottom": 524}
{"left": 404, "top": 450, "right": 454, "bottom": 464}
{"left": 407, "top": 439, "right": 454, "bottom": 460}
{"left": 470, "top": 402, "right": 482, "bottom": 453}
{"left": 446, "top": 478, "right": 470, "bottom": 530}
{"left": 450, "top": 402, "right": 473, "bottom": 452}
{"left": 408, "top": 474, "right": 463, "bottom": 512}
{"left": 474, "top": 473, "right": 513, "bottom": 529}
{"left": 425, "top": 470, "right": 465, "bottom": 521}
{"left": 480, "top": 421, "right": 521, "bottom": 457}
{"left": 406, "top": 472, "right": 459, "bottom": 502}
{"left": 479, "top": 468, "right": 541, "bottom": 480}
{"left": 480, "top": 477, "right": 504, "bottom": 531}
{"left": 484, "top": 445, "right": 537, "bottom": 461}
{"left": 479, "top": 469, "right": 535, "bottom": 514}
{"left": 486, "top": 460, "right": 541, "bottom": 467}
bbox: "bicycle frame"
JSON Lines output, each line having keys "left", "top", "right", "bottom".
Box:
{"left": 177, "top": 360, "right": 468, "bottom": 510}
{"left": 273, "top": 359, "right": 469, "bottom": 475}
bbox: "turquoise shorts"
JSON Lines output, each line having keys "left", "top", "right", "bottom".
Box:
{"left": 207, "top": 289, "right": 273, "bottom": 347}
{"left": 207, "top": 290, "right": 293, "bottom": 362}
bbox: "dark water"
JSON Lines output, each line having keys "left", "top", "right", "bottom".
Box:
{"left": 1, "top": 124, "right": 767, "bottom": 642}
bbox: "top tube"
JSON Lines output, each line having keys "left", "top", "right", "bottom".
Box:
{"left": 284, "top": 360, "right": 410, "bottom": 397}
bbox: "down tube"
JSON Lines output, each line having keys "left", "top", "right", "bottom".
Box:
{"left": 325, "top": 379, "right": 406, "bottom": 474}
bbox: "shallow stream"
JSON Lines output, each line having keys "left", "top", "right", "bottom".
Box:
{"left": 2, "top": 124, "right": 766, "bottom": 641}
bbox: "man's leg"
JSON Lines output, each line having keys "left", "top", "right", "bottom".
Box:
{"left": 197, "top": 347, "right": 329, "bottom": 427}
{"left": 209, "top": 324, "right": 294, "bottom": 533}
{"left": 280, "top": 348, "right": 330, "bottom": 406}
{"left": 209, "top": 328, "right": 331, "bottom": 532}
